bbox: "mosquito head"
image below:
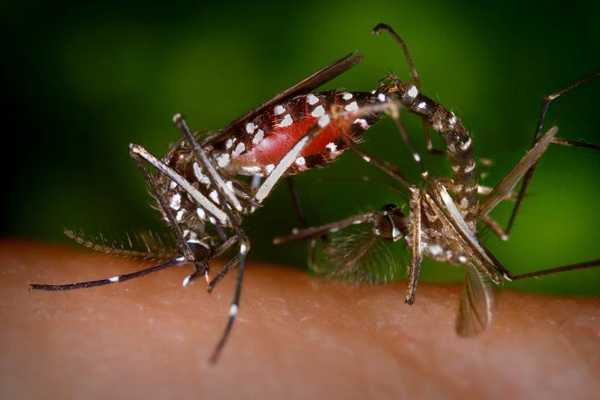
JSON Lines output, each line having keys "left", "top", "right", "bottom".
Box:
{"left": 375, "top": 204, "right": 408, "bottom": 242}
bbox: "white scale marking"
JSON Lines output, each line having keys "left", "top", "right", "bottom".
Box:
{"left": 377, "top": 93, "right": 386, "bottom": 102}
{"left": 170, "top": 193, "right": 181, "bottom": 210}
{"left": 176, "top": 209, "right": 186, "bottom": 222}
{"left": 279, "top": 114, "right": 293, "bottom": 128}
{"left": 295, "top": 157, "right": 306, "bottom": 166}
{"left": 460, "top": 137, "right": 472, "bottom": 151}
{"left": 265, "top": 164, "right": 275, "bottom": 174}
{"left": 274, "top": 105, "right": 285, "bottom": 115}
{"left": 169, "top": 181, "right": 177, "bottom": 190}
{"left": 464, "top": 160, "right": 476, "bottom": 173}
{"left": 344, "top": 101, "right": 359, "bottom": 112}
{"left": 306, "top": 94, "right": 319, "bottom": 105}
{"left": 193, "top": 162, "right": 211, "bottom": 185}
{"left": 417, "top": 102, "right": 427, "bottom": 110}
{"left": 196, "top": 208, "right": 206, "bottom": 220}
{"left": 354, "top": 118, "right": 369, "bottom": 129}
{"left": 225, "top": 138, "right": 235, "bottom": 149}
{"left": 242, "top": 165, "right": 261, "bottom": 174}
{"left": 209, "top": 190, "right": 220, "bottom": 204}
{"left": 245, "top": 122, "right": 257, "bottom": 134}
{"left": 229, "top": 304, "right": 238, "bottom": 316}
{"left": 407, "top": 85, "right": 418, "bottom": 98}
{"left": 252, "top": 129, "right": 264, "bottom": 145}
{"left": 109, "top": 276, "right": 120, "bottom": 283}
{"left": 216, "top": 153, "right": 230, "bottom": 168}
{"left": 428, "top": 244, "right": 443, "bottom": 256}
{"left": 342, "top": 92, "right": 353, "bottom": 100}
{"left": 318, "top": 114, "right": 330, "bottom": 127}
{"left": 311, "top": 105, "right": 325, "bottom": 118}
{"left": 233, "top": 142, "right": 245, "bottom": 157}
{"left": 325, "top": 142, "right": 337, "bottom": 152}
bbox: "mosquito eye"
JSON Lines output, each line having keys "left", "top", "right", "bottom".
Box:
{"left": 381, "top": 203, "right": 398, "bottom": 213}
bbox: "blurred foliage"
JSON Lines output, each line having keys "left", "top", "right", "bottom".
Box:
{"left": 4, "top": 0, "right": 600, "bottom": 295}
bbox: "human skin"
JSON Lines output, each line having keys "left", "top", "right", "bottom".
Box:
{"left": 1, "top": 240, "right": 599, "bottom": 400}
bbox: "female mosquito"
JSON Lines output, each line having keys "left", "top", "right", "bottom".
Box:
{"left": 275, "top": 24, "right": 600, "bottom": 335}
{"left": 30, "top": 29, "right": 417, "bottom": 362}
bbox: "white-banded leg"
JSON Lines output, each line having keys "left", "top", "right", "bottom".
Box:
{"left": 30, "top": 257, "right": 186, "bottom": 291}
{"left": 210, "top": 121, "right": 325, "bottom": 362}
{"left": 129, "top": 144, "right": 230, "bottom": 226}
{"left": 173, "top": 114, "right": 243, "bottom": 225}
{"left": 209, "top": 234, "right": 250, "bottom": 364}
{"left": 506, "top": 71, "right": 600, "bottom": 234}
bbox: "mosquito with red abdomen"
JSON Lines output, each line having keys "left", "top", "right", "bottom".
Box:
{"left": 275, "top": 23, "right": 600, "bottom": 335}
{"left": 29, "top": 45, "right": 413, "bottom": 362}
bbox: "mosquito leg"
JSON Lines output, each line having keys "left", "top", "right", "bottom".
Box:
{"left": 209, "top": 235, "right": 250, "bottom": 364}
{"left": 173, "top": 114, "right": 243, "bottom": 224}
{"left": 253, "top": 121, "right": 327, "bottom": 204}
{"left": 129, "top": 144, "right": 230, "bottom": 225}
{"left": 30, "top": 257, "right": 185, "bottom": 291}
{"left": 481, "top": 215, "right": 508, "bottom": 241}
{"left": 130, "top": 152, "right": 193, "bottom": 261}
{"left": 506, "top": 71, "right": 600, "bottom": 234}
{"left": 405, "top": 187, "right": 423, "bottom": 305}
{"left": 372, "top": 23, "right": 420, "bottom": 88}
{"left": 372, "top": 23, "right": 446, "bottom": 156}
{"left": 551, "top": 137, "right": 600, "bottom": 151}
{"left": 207, "top": 255, "right": 240, "bottom": 293}
{"left": 508, "top": 259, "right": 600, "bottom": 280}
{"left": 421, "top": 122, "right": 446, "bottom": 155}
{"left": 286, "top": 176, "right": 308, "bottom": 227}
{"left": 349, "top": 144, "right": 412, "bottom": 189}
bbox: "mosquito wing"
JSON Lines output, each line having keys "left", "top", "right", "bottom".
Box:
{"left": 202, "top": 51, "right": 364, "bottom": 146}
{"left": 308, "top": 224, "right": 404, "bottom": 284}
{"left": 456, "top": 264, "right": 495, "bottom": 336}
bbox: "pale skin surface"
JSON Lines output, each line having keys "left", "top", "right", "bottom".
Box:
{"left": 1, "top": 240, "right": 599, "bottom": 400}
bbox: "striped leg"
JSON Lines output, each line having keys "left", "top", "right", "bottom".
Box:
{"left": 31, "top": 257, "right": 185, "bottom": 291}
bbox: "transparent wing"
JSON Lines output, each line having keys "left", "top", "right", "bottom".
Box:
{"left": 64, "top": 228, "right": 178, "bottom": 261}
{"left": 308, "top": 224, "right": 405, "bottom": 284}
{"left": 456, "top": 264, "right": 495, "bottom": 336}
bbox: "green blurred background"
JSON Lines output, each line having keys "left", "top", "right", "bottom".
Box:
{"left": 4, "top": 0, "right": 600, "bottom": 295}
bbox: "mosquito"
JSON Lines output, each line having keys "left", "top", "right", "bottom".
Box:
{"left": 275, "top": 24, "right": 600, "bottom": 335}
{"left": 29, "top": 36, "right": 414, "bottom": 362}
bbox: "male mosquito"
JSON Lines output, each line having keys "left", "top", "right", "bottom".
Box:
{"left": 275, "top": 24, "right": 600, "bottom": 335}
